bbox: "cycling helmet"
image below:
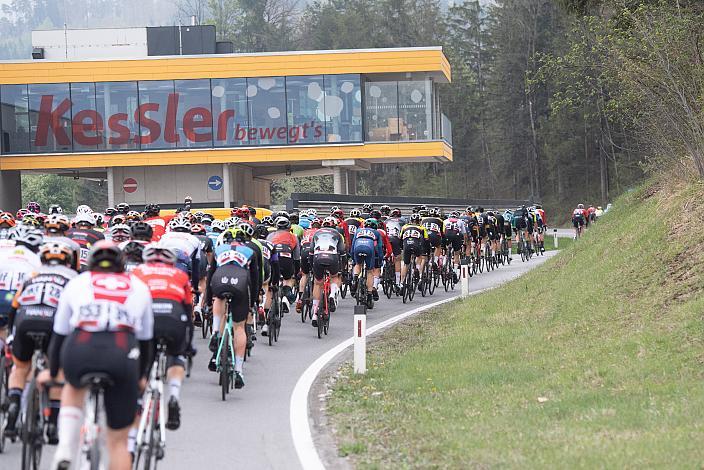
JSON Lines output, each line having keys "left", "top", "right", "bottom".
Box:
{"left": 178, "top": 211, "right": 193, "bottom": 221}
{"left": 410, "top": 213, "right": 422, "bottom": 224}
{"left": 9, "top": 225, "right": 44, "bottom": 251}
{"left": 200, "top": 214, "right": 214, "bottom": 225}
{"left": 237, "top": 221, "right": 254, "bottom": 239}
{"left": 231, "top": 207, "right": 247, "bottom": 218}
{"left": 254, "top": 224, "right": 269, "bottom": 240}
{"left": 116, "top": 203, "right": 130, "bottom": 214}
{"left": 110, "top": 224, "right": 131, "bottom": 243}
{"left": 74, "top": 212, "right": 96, "bottom": 227}
{"left": 130, "top": 221, "right": 153, "bottom": 241}
{"left": 370, "top": 209, "right": 382, "bottom": 220}
{"left": 364, "top": 218, "right": 379, "bottom": 229}
{"left": 105, "top": 207, "right": 117, "bottom": 217}
{"left": 261, "top": 216, "right": 274, "bottom": 226}
{"left": 39, "top": 241, "right": 74, "bottom": 267}
{"left": 93, "top": 213, "right": 105, "bottom": 227}
{"left": 191, "top": 223, "right": 207, "bottom": 236}
{"left": 184, "top": 196, "right": 193, "bottom": 204}
{"left": 110, "top": 214, "right": 126, "bottom": 226}
{"left": 76, "top": 204, "right": 92, "bottom": 215}
{"left": 306, "top": 209, "right": 315, "bottom": 217}
{"left": 419, "top": 209, "right": 429, "bottom": 217}
{"left": 332, "top": 208, "right": 345, "bottom": 219}
{"left": 450, "top": 210, "right": 460, "bottom": 218}
{"left": 122, "top": 241, "right": 145, "bottom": 264}
{"left": 87, "top": 240, "right": 124, "bottom": 272}
{"left": 330, "top": 206, "right": 339, "bottom": 214}
{"left": 16, "top": 209, "right": 29, "bottom": 220}
{"left": 126, "top": 210, "right": 142, "bottom": 221}
{"left": 26, "top": 201, "right": 41, "bottom": 214}
{"left": 220, "top": 228, "right": 246, "bottom": 245}
{"left": 22, "top": 214, "right": 41, "bottom": 228}
{"left": 169, "top": 218, "right": 192, "bottom": 233}
{"left": 289, "top": 212, "right": 300, "bottom": 224}
{"left": 193, "top": 211, "right": 206, "bottom": 219}
{"left": 0, "top": 212, "right": 16, "bottom": 228}
{"left": 578, "top": 203, "right": 584, "bottom": 209}
{"left": 362, "top": 203, "right": 373, "bottom": 213}
{"left": 248, "top": 207, "right": 257, "bottom": 217}
{"left": 144, "top": 203, "right": 160, "bottom": 217}
{"left": 275, "top": 216, "right": 291, "bottom": 230}
{"left": 225, "top": 217, "right": 239, "bottom": 228}
{"left": 350, "top": 209, "right": 361, "bottom": 218}
{"left": 48, "top": 204, "right": 63, "bottom": 215}
{"left": 322, "top": 217, "right": 336, "bottom": 228}
{"left": 211, "top": 220, "right": 226, "bottom": 233}
{"left": 311, "top": 217, "right": 322, "bottom": 227}
{"left": 390, "top": 208, "right": 402, "bottom": 217}
{"left": 143, "top": 245, "right": 177, "bottom": 265}
{"left": 45, "top": 214, "right": 70, "bottom": 234}
{"left": 35, "top": 213, "right": 47, "bottom": 225}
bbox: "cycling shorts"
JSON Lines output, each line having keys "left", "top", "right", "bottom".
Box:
{"left": 352, "top": 241, "right": 375, "bottom": 270}
{"left": 402, "top": 239, "right": 425, "bottom": 265}
{"left": 152, "top": 300, "right": 188, "bottom": 362}
{"left": 62, "top": 331, "right": 139, "bottom": 430}
{"left": 572, "top": 216, "right": 585, "bottom": 228}
{"left": 0, "top": 289, "right": 15, "bottom": 328}
{"left": 12, "top": 313, "right": 53, "bottom": 362}
{"left": 443, "top": 232, "right": 463, "bottom": 251}
{"left": 428, "top": 232, "right": 442, "bottom": 249}
{"left": 300, "top": 245, "right": 313, "bottom": 275}
{"left": 389, "top": 236, "right": 402, "bottom": 257}
{"left": 210, "top": 265, "right": 250, "bottom": 323}
{"left": 276, "top": 244, "right": 295, "bottom": 280}
{"left": 313, "top": 254, "right": 340, "bottom": 281}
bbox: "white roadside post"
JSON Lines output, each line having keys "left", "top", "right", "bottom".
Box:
{"left": 353, "top": 305, "right": 367, "bottom": 374}
{"left": 460, "top": 259, "right": 470, "bottom": 298}
{"left": 553, "top": 228, "right": 558, "bottom": 249}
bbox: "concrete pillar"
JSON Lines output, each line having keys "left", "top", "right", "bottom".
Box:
{"left": 333, "top": 168, "right": 349, "bottom": 195}
{"left": 222, "top": 163, "right": 231, "bottom": 209}
{"left": 348, "top": 171, "right": 357, "bottom": 195}
{"left": 107, "top": 167, "right": 115, "bottom": 208}
{"left": 0, "top": 170, "right": 22, "bottom": 212}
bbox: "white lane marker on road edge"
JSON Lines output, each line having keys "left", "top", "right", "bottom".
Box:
{"left": 290, "top": 293, "right": 482, "bottom": 470}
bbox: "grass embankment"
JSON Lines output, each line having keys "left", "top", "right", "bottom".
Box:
{"left": 328, "top": 182, "right": 704, "bottom": 468}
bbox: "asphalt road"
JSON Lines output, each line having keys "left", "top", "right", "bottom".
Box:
{"left": 3, "top": 251, "right": 555, "bottom": 470}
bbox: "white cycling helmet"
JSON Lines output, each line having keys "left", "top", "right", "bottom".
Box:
{"left": 76, "top": 204, "right": 93, "bottom": 215}
{"left": 9, "top": 225, "right": 44, "bottom": 250}
{"left": 143, "top": 245, "right": 177, "bottom": 265}
{"left": 74, "top": 212, "right": 96, "bottom": 226}
{"left": 211, "top": 220, "right": 226, "bottom": 232}
{"left": 275, "top": 216, "right": 291, "bottom": 229}
{"left": 225, "top": 217, "right": 239, "bottom": 228}
{"left": 168, "top": 217, "right": 192, "bottom": 232}
{"left": 350, "top": 209, "right": 361, "bottom": 218}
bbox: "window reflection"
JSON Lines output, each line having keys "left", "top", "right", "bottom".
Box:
{"left": 175, "top": 79, "right": 213, "bottom": 148}
{"left": 324, "top": 75, "right": 362, "bottom": 143}
{"left": 247, "top": 77, "right": 287, "bottom": 146}
{"left": 29, "top": 83, "right": 72, "bottom": 153}
{"left": 137, "top": 80, "right": 176, "bottom": 150}
{"left": 364, "top": 81, "right": 399, "bottom": 142}
{"left": 212, "top": 78, "right": 249, "bottom": 147}
{"left": 398, "top": 80, "right": 433, "bottom": 141}
{"left": 0, "top": 85, "right": 31, "bottom": 154}
{"left": 96, "top": 81, "right": 139, "bottom": 151}
{"left": 71, "top": 82, "right": 101, "bottom": 151}
{"left": 285, "top": 76, "right": 326, "bottom": 144}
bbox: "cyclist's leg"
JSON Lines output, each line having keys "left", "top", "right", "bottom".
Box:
{"left": 53, "top": 384, "right": 88, "bottom": 466}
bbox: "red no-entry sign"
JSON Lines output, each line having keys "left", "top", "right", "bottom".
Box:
{"left": 123, "top": 177, "right": 138, "bottom": 194}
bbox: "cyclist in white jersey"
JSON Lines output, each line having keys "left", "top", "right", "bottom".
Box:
{"left": 160, "top": 217, "right": 202, "bottom": 292}
{"left": 48, "top": 240, "right": 153, "bottom": 470}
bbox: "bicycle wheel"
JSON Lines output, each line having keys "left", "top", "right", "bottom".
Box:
{"left": 317, "top": 297, "right": 324, "bottom": 339}
{"left": 428, "top": 266, "right": 436, "bottom": 295}
{"left": 137, "top": 392, "right": 159, "bottom": 470}
{"left": 21, "top": 380, "right": 41, "bottom": 470}
{"left": 220, "top": 336, "right": 230, "bottom": 401}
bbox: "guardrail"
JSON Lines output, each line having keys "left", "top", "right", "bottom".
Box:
{"left": 286, "top": 193, "right": 539, "bottom": 215}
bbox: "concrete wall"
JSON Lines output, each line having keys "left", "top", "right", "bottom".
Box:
{"left": 0, "top": 170, "right": 21, "bottom": 211}
{"left": 32, "top": 28, "right": 148, "bottom": 60}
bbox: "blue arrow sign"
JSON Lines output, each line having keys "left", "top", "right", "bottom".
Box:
{"left": 208, "top": 175, "right": 223, "bottom": 191}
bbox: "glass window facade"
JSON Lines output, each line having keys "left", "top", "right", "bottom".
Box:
{"left": 0, "top": 74, "right": 445, "bottom": 155}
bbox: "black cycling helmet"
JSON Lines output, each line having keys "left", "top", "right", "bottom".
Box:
{"left": 122, "top": 241, "right": 145, "bottom": 264}
{"left": 116, "top": 202, "right": 130, "bottom": 214}
{"left": 87, "top": 240, "right": 124, "bottom": 273}
{"left": 370, "top": 209, "right": 382, "bottom": 220}
{"left": 362, "top": 203, "right": 373, "bottom": 213}
{"left": 390, "top": 208, "right": 402, "bottom": 217}
{"left": 105, "top": 207, "right": 117, "bottom": 217}
{"left": 144, "top": 203, "right": 160, "bottom": 217}
{"left": 130, "top": 221, "right": 154, "bottom": 241}
{"left": 254, "top": 224, "right": 269, "bottom": 240}
{"left": 410, "top": 213, "right": 422, "bottom": 224}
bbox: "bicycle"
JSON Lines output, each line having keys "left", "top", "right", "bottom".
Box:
{"left": 474, "top": 240, "right": 483, "bottom": 273}
{"left": 381, "top": 259, "right": 396, "bottom": 299}
{"left": 317, "top": 270, "right": 331, "bottom": 339}
{"left": 340, "top": 258, "right": 351, "bottom": 299}
{"left": 18, "top": 332, "right": 54, "bottom": 470}
{"left": 483, "top": 239, "right": 494, "bottom": 272}
{"left": 200, "top": 304, "right": 213, "bottom": 339}
{"left": 134, "top": 338, "right": 169, "bottom": 470}
{"left": 215, "top": 294, "right": 236, "bottom": 400}
{"left": 300, "top": 270, "right": 314, "bottom": 323}
{"left": 501, "top": 236, "right": 511, "bottom": 265}
{"left": 355, "top": 253, "right": 372, "bottom": 309}
{"left": 442, "top": 245, "right": 456, "bottom": 292}
{"left": 75, "top": 373, "right": 113, "bottom": 470}
{"left": 0, "top": 342, "right": 12, "bottom": 453}
{"left": 266, "top": 283, "right": 281, "bottom": 346}
{"left": 402, "top": 253, "right": 418, "bottom": 304}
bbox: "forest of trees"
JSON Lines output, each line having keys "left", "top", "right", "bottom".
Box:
{"left": 3, "top": 0, "right": 700, "bottom": 218}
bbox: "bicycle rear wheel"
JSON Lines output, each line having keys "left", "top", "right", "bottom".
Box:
{"left": 137, "top": 392, "right": 159, "bottom": 470}
{"left": 21, "top": 380, "right": 42, "bottom": 470}
{"left": 0, "top": 356, "right": 8, "bottom": 453}
{"left": 220, "top": 337, "right": 230, "bottom": 401}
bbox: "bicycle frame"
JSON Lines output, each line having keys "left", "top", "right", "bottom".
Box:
{"left": 135, "top": 342, "right": 168, "bottom": 464}
{"left": 215, "top": 307, "right": 235, "bottom": 376}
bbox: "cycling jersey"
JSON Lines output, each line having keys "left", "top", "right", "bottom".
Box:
{"left": 421, "top": 217, "right": 444, "bottom": 236}
{"left": 208, "top": 240, "right": 258, "bottom": 322}
{"left": 144, "top": 216, "right": 167, "bottom": 241}
{"left": 351, "top": 227, "right": 382, "bottom": 270}
{"left": 67, "top": 227, "right": 105, "bottom": 271}
{"left": 159, "top": 231, "right": 202, "bottom": 287}
{"left": 312, "top": 227, "right": 346, "bottom": 279}
{"left": 0, "top": 244, "right": 41, "bottom": 326}
{"left": 343, "top": 217, "right": 364, "bottom": 239}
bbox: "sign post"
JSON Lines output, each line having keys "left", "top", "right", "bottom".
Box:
{"left": 460, "top": 259, "right": 470, "bottom": 298}
{"left": 353, "top": 305, "right": 367, "bottom": 374}
{"left": 553, "top": 228, "right": 558, "bottom": 249}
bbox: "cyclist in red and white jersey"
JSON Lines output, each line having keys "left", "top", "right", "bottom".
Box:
{"left": 143, "top": 203, "right": 167, "bottom": 242}
{"left": 572, "top": 204, "right": 587, "bottom": 238}
{"left": 296, "top": 217, "right": 321, "bottom": 313}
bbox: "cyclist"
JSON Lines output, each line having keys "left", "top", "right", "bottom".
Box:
{"left": 205, "top": 228, "right": 258, "bottom": 385}
{"left": 266, "top": 215, "right": 300, "bottom": 310}
{"left": 116, "top": 202, "right": 131, "bottom": 214}
{"left": 351, "top": 218, "right": 383, "bottom": 305}
{"left": 67, "top": 212, "right": 105, "bottom": 271}
{"left": 27, "top": 201, "right": 41, "bottom": 214}
{"left": 48, "top": 241, "right": 153, "bottom": 470}
{"left": 531, "top": 208, "right": 545, "bottom": 252}
{"left": 143, "top": 203, "right": 167, "bottom": 241}
{"left": 236, "top": 221, "right": 264, "bottom": 348}
{"left": 48, "top": 204, "right": 63, "bottom": 215}
{"left": 104, "top": 207, "right": 117, "bottom": 225}
{"left": 443, "top": 211, "right": 465, "bottom": 282}
{"left": 421, "top": 208, "right": 444, "bottom": 268}
{"left": 160, "top": 218, "right": 202, "bottom": 295}
{"left": 254, "top": 224, "right": 279, "bottom": 336}
{"left": 572, "top": 204, "right": 587, "bottom": 238}
{"left": 44, "top": 214, "right": 82, "bottom": 270}
{"left": 290, "top": 212, "right": 305, "bottom": 239}
{"left": 310, "top": 217, "right": 346, "bottom": 327}
{"left": 296, "top": 217, "right": 321, "bottom": 314}
{"left": 0, "top": 211, "right": 16, "bottom": 240}
{"left": 109, "top": 223, "right": 132, "bottom": 244}
{"left": 502, "top": 209, "right": 514, "bottom": 259}
{"left": 4, "top": 241, "right": 77, "bottom": 442}
{"left": 344, "top": 209, "right": 364, "bottom": 240}
{"left": 368, "top": 218, "right": 392, "bottom": 300}
{"left": 384, "top": 209, "right": 404, "bottom": 291}
{"left": 400, "top": 213, "right": 429, "bottom": 295}
{"left": 132, "top": 245, "right": 194, "bottom": 431}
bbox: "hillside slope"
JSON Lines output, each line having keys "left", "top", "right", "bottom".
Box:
{"left": 328, "top": 181, "right": 704, "bottom": 468}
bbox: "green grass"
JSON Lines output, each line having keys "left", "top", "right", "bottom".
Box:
{"left": 328, "top": 181, "right": 704, "bottom": 469}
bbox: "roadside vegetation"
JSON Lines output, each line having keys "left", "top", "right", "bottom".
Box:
{"left": 327, "top": 181, "right": 704, "bottom": 468}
